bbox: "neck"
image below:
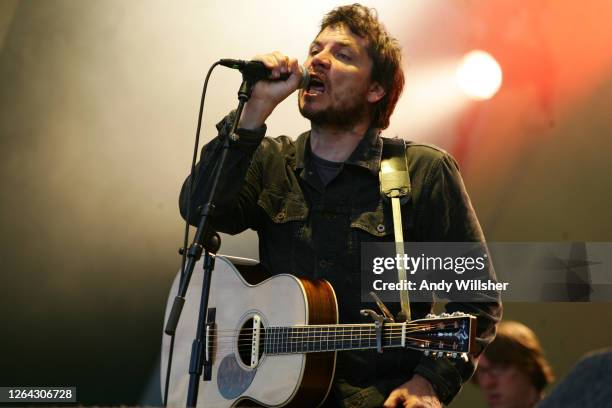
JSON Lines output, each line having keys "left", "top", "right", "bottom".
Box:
{"left": 527, "top": 389, "right": 544, "bottom": 407}
{"left": 264, "top": 323, "right": 405, "bottom": 355}
{"left": 310, "top": 121, "right": 370, "bottom": 162}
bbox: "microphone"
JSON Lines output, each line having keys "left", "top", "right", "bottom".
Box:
{"left": 218, "top": 58, "right": 310, "bottom": 89}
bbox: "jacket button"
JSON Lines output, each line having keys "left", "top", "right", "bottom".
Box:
{"left": 276, "top": 211, "right": 286, "bottom": 221}
{"left": 376, "top": 224, "right": 385, "bottom": 233}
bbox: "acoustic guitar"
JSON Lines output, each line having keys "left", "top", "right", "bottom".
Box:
{"left": 161, "top": 255, "right": 475, "bottom": 407}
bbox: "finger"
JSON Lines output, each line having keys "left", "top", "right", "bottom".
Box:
{"left": 282, "top": 55, "right": 289, "bottom": 75}
{"left": 251, "top": 53, "right": 279, "bottom": 79}
{"left": 251, "top": 54, "right": 273, "bottom": 69}
{"left": 383, "top": 395, "right": 401, "bottom": 408}
{"left": 401, "top": 395, "right": 422, "bottom": 408}
{"left": 273, "top": 53, "right": 288, "bottom": 75}
{"left": 288, "top": 58, "right": 300, "bottom": 75}
{"left": 284, "top": 58, "right": 303, "bottom": 88}
{"left": 271, "top": 51, "right": 287, "bottom": 78}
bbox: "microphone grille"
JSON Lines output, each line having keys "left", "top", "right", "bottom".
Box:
{"left": 298, "top": 66, "right": 310, "bottom": 89}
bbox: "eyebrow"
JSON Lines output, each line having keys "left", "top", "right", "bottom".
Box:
{"left": 310, "top": 40, "right": 357, "bottom": 52}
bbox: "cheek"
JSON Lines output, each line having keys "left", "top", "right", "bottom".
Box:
{"left": 499, "top": 371, "right": 532, "bottom": 398}
{"left": 329, "top": 66, "right": 363, "bottom": 89}
{"left": 330, "top": 77, "right": 367, "bottom": 104}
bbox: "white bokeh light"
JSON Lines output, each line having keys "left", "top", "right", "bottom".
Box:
{"left": 455, "top": 50, "right": 503, "bottom": 100}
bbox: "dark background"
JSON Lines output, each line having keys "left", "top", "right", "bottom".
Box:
{"left": 1, "top": 1, "right": 611, "bottom": 406}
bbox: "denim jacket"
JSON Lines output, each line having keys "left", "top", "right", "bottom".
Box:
{"left": 179, "top": 111, "right": 502, "bottom": 406}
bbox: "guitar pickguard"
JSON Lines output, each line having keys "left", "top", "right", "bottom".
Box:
{"left": 217, "top": 353, "right": 256, "bottom": 400}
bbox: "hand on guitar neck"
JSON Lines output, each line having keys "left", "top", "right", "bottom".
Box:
{"left": 383, "top": 374, "right": 442, "bottom": 408}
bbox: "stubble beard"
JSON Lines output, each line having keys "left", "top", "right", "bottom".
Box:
{"left": 299, "top": 91, "right": 370, "bottom": 130}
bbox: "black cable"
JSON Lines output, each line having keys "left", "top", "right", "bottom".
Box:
{"left": 163, "top": 60, "right": 221, "bottom": 407}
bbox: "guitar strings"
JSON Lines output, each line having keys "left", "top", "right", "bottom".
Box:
{"left": 175, "top": 322, "right": 466, "bottom": 354}
{"left": 230, "top": 337, "right": 460, "bottom": 349}
{"left": 208, "top": 330, "right": 464, "bottom": 350}
{"left": 211, "top": 323, "right": 457, "bottom": 336}
{"left": 207, "top": 336, "right": 464, "bottom": 355}
{"left": 212, "top": 326, "right": 459, "bottom": 343}
{"left": 210, "top": 322, "right": 443, "bottom": 334}
{"left": 207, "top": 336, "right": 460, "bottom": 356}
{"left": 210, "top": 327, "right": 452, "bottom": 343}
{"left": 210, "top": 325, "right": 461, "bottom": 341}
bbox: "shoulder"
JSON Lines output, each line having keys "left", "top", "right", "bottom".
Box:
{"left": 381, "top": 137, "right": 459, "bottom": 174}
{"left": 405, "top": 141, "right": 455, "bottom": 165}
{"left": 380, "top": 138, "right": 467, "bottom": 205}
{"left": 258, "top": 135, "right": 297, "bottom": 153}
{"left": 253, "top": 134, "right": 304, "bottom": 171}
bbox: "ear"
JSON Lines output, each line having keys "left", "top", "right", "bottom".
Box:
{"left": 367, "top": 81, "right": 385, "bottom": 103}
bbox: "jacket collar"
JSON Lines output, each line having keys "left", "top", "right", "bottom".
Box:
{"left": 294, "top": 127, "right": 382, "bottom": 176}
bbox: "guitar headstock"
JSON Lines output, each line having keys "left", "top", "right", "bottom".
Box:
{"left": 402, "top": 312, "right": 476, "bottom": 359}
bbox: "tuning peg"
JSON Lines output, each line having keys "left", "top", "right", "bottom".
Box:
{"left": 461, "top": 353, "right": 468, "bottom": 362}
{"left": 452, "top": 352, "right": 458, "bottom": 358}
{"left": 437, "top": 351, "right": 443, "bottom": 358}
{"left": 424, "top": 350, "right": 430, "bottom": 356}
{"left": 426, "top": 313, "right": 436, "bottom": 319}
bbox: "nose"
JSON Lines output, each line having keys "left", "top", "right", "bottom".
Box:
{"left": 478, "top": 372, "right": 498, "bottom": 391}
{"left": 308, "top": 49, "right": 331, "bottom": 71}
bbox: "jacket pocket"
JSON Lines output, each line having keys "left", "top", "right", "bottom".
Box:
{"left": 348, "top": 198, "right": 416, "bottom": 285}
{"left": 257, "top": 188, "right": 308, "bottom": 223}
{"left": 350, "top": 196, "right": 415, "bottom": 241}
{"left": 256, "top": 188, "right": 311, "bottom": 275}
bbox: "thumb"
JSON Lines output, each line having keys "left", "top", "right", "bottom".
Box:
{"left": 285, "top": 58, "right": 304, "bottom": 90}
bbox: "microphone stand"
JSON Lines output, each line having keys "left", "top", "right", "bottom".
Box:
{"left": 163, "top": 74, "right": 257, "bottom": 407}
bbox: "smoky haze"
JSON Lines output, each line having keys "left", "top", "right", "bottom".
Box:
{"left": 0, "top": 0, "right": 260, "bottom": 404}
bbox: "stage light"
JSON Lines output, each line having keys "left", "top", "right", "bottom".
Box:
{"left": 455, "top": 50, "right": 502, "bottom": 100}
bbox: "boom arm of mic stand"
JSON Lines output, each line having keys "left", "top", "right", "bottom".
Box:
{"left": 163, "top": 76, "right": 256, "bottom": 408}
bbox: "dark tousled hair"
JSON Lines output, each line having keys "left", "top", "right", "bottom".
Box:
{"left": 320, "top": 3, "right": 404, "bottom": 130}
{"left": 479, "top": 321, "right": 555, "bottom": 392}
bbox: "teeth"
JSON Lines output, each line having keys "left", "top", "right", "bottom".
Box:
{"left": 305, "top": 74, "right": 325, "bottom": 95}
{"left": 306, "top": 84, "right": 324, "bottom": 95}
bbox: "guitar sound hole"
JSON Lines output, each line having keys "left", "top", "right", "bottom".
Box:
{"left": 237, "top": 317, "right": 265, "bottom": 367}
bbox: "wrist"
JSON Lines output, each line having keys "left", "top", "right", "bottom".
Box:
{"left": 238, "top": 101, "right": 271, "bottom": 130}
{"left": 413, "top": 358, "right": 463, "bottom": 405}
{"left": 411, "top": 374, "right": 435, "bottom": 394}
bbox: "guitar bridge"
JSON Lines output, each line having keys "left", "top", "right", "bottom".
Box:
{"left": 203, "top": 308, "right": 216, "bottom": 381}
{"left": 251, "top": 314, "right": 262, "bottom": 368}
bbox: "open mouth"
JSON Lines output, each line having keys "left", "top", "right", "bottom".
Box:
{"left": 486, "top": 393, "right": 501, "bottom": 405}
{"left": 305, "top": 75, "right": 326, "bottom": 95}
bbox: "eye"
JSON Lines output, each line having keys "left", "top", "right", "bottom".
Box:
{"left": 336, "top": 52, "right": 351, "bottom": 61}
{"left": 309, "top": 48, "right": 320, "bottom": 57}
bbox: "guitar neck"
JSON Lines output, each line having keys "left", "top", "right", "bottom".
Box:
{"left": 264, "top": 323, "right": 405, "bottom": 355}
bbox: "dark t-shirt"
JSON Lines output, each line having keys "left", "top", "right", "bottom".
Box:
{"left": 311, "top": 152, "right": 343, "bottom": 186}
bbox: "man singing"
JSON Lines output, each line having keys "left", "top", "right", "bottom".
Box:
{"left": 180, "top": 4, "right": 501, "bottom": 407}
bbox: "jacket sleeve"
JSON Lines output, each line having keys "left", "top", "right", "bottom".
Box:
{"left": 412, "top": 153, "right": 502, "bottom": 405}
{"left": 179, "top": 111, "right": 267, "bottom": 234}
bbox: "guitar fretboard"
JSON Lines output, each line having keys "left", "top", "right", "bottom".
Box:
{"left": 263, "top": 324, "right": 404, "bottom": 355}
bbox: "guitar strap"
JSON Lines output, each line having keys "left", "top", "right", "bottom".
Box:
{"left": 380, "top": 138, "right": 412, "bottom": 322}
